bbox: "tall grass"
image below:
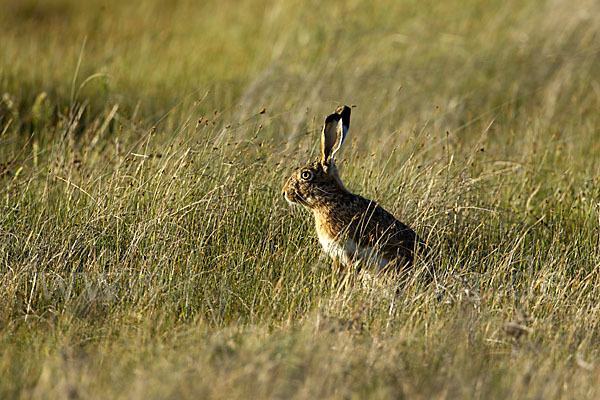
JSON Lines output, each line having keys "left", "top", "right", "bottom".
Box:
{"left": 1, "top": 0, "right": 600, "bottom": 398}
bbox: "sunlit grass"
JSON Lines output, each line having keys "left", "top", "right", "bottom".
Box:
{"left": 1, "top": 0, "right": 600, "bottom": 398}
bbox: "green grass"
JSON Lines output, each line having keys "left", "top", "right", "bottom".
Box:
{"left": 1, "top": 0, "right": 600, "bottom": 398}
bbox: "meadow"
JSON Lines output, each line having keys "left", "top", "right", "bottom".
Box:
{"left": 1, "top": 0, "right": 600, "bottom": 398}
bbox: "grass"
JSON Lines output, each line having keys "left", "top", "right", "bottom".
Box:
{"left": 1, "top": 0, "right": 600, "bottom": 398}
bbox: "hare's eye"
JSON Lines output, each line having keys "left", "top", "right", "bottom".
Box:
{"left": 300, "top": 170, "right": 313, "bottom": 181}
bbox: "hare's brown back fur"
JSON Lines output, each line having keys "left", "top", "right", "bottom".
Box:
{"left": 313, "top": 191, "right": 417, "bottom": 269}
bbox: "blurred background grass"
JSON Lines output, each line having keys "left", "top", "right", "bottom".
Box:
{"left": 1, "top": 0, "right": 600, "bottom": 398}
{"left": 3, "top": 0, "right": 599, "bottom": 143}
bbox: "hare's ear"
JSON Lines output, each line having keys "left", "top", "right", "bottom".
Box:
{"left": 320, "top": 105, "right": 351, "bottom": 169}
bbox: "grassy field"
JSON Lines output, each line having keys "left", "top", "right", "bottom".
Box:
{"left": 1, "top": 0, "right": 600, "bottom": 398}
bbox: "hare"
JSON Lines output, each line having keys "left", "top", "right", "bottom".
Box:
{"left": 282, "top": 106, "right": 420, "bottom": 272}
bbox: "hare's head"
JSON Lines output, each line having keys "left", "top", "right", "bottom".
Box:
{"left": 282, "top": 106, "right": 351, "bottom": 209}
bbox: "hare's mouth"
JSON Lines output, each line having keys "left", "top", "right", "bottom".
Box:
{"left": 284, "top": 192, "right": 294, "bottom": 206}
{"left": 283, "top": 191, "right": 297, "bottom": 205}
{"left": 284, "top": 191, "right": 310, "bottom": 208}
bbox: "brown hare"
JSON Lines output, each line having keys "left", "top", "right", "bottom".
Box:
{"left": 282, "top": 106, "right": 420, "bottom": 272}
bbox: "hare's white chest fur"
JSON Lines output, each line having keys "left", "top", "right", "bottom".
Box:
{"left": 317, "top": 230, "right": 353, "bottom": 265}
{"left": 316, "top": 228, "right": 391, "bottom": 270}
